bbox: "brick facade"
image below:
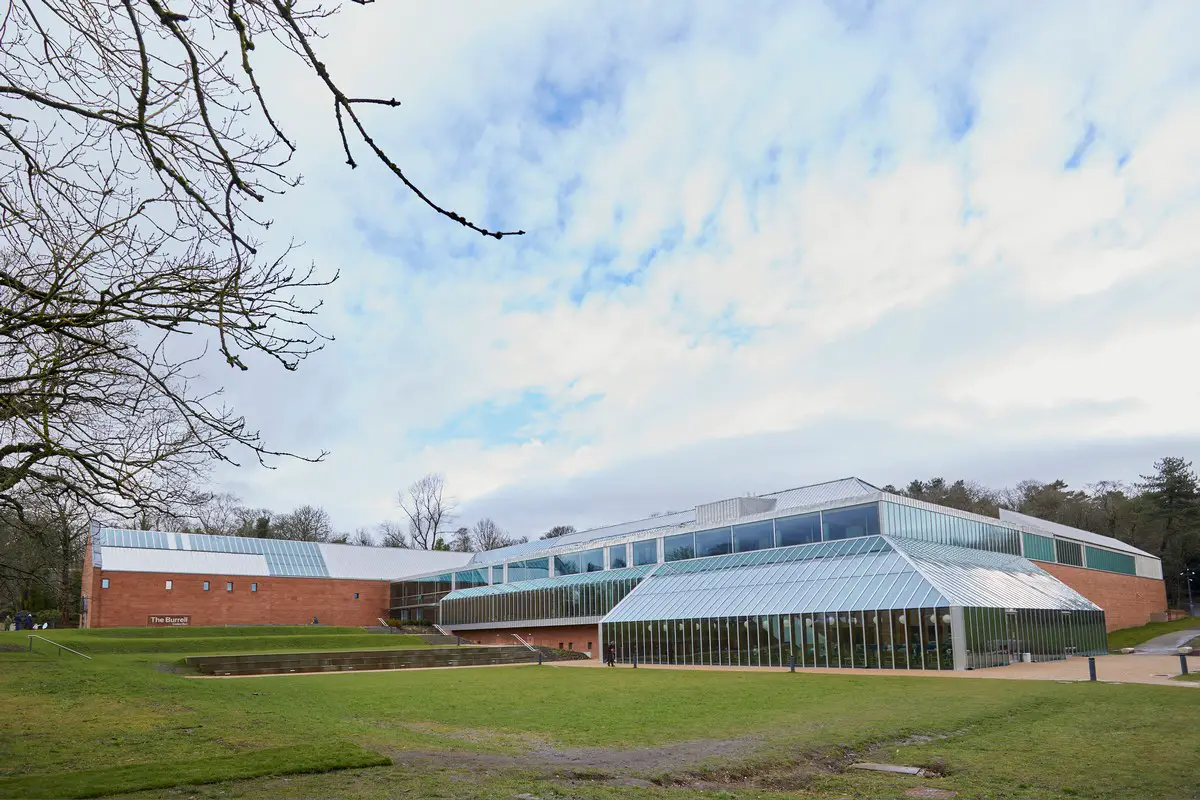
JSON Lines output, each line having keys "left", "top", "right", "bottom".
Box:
{"left": 1037, "top": 561, "right": 1168, "bottom": 631}
{"left": 450, "top": 624, "right": 600, "bottom": 659}
{"left": 81, "top": 568, "right": 390, "bottom": 628}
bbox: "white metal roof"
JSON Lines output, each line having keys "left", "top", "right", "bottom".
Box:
{"left": 998, "top": 509, "right": 1154, "bottom": 558}
{"left": 100, "top": 547, "right": 269, "bottom": 577}
{"left": 92, "top": 523, "right": 473, "bottom": 581}
{"left": 316, "top": 543, "right": 471, "bottom": 580}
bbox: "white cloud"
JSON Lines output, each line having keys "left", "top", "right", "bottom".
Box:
{"left": 206, "top": 1, "right": 1200, "bottom": 535}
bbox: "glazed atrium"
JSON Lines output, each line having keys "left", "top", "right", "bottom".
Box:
{"left": 394, "top": 478, "right": 1164, "bottom": 671}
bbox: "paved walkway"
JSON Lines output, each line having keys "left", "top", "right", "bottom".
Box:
{"left": 1133, "top": 628, "right": 1200, "bottom": 654}
{"left": 559, "top": 654, "right": 1197, "bottom": 687}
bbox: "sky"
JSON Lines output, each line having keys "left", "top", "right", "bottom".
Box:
{"left": 208, "top": 0, "right": 1200, "bottom": 539}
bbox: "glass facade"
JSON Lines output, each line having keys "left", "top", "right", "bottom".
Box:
{"left": 1084, "top": 546, "right": 1136, "bottom": 575}
{"left": 961, "top": 607, "right": 1107, "bottom": 668}
{"left": 633, "top": 539, "right": 658, "bottom": 566}
{"left": 608, "top": 544, "right": 628, "bottom": 569}
{"left": 882, "top": 502, "right": 1019, "bottom": 555}
{"left": 492, "top": 564, "right": 504, "bottom": 584}
{"left": 602, "top": 607, "right": 957, "bottom": 670}
{"left": 599, "top": 535, "right": 1107, "bottom": 671}
{"left": 389, "top": 572, "right": 452, "bottom": 621}
{"left": 440, "top": 567, "right": 652, "bottom": 626}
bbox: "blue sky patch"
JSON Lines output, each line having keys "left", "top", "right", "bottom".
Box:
{"left": 1064, "top": 123, "right": 1097, "bottom": 170}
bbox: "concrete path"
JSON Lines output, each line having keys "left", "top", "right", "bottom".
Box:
{"left": 1133, "top": 628, "right": 1200, "bottom": 654}
{"left": 557, "top": 654, "right": 1198, "bottom": 687}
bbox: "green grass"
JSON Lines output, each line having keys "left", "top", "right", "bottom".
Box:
{"left": 0, "top": 742, "right": 388, "bottom": 799}
{"left": 1, "top": 628, "right": 1197, "bottom": 799}
{"left": 8, "top": 625, "right": 430, "bottom": 654}
{"left": 1107, "top": 616, "right": 1200, "bottom": 650}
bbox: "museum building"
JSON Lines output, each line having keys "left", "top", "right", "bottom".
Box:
{"left": 83, "top": 478, "right": 1168, "bottom": 670}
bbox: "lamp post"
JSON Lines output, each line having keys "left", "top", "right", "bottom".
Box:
{"left": 1182, "top": 569, "right": 1196, "bottom": 617}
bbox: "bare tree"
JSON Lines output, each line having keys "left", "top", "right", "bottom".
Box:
{"left": 541, "top": 525, "right": 576, "bottom": 540}
{"left": 193, "top": 492, "right": 244, "bottom": 535}
{"left": 472, "top": 517, "right": 527, "bottom": 551}
{"left": 0, "top": 2, "right": 520, "bottom": 519}
{"left": 273, "top": 504, "right": 332, "bottom": 542}
{"left": 376, "top": 520, "right": 408, "bottom": 548}
{"left": 449, "top": 526, "right": 473, "bottom": 552}
{"left": 349, "top": 527, "right": 374, "bottom": 547}
{"left": 397, "top": 474, "right": 456, "bottom": 550}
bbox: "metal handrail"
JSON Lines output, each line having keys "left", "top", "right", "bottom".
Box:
{"left": 28, "top": 635, "right": 92, "bottom": 660}
{"left": 511, "top": 633, "right": 537, "bottom": 652}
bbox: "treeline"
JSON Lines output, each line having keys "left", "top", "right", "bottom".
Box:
{"left": 885, "top": 457, "right": 1199, "bottom": 607}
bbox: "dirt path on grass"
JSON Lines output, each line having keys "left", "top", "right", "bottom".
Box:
{"left": 385, "top": 733, "right": 763, "bottom": 774}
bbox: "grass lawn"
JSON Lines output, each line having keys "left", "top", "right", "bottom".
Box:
{"left": 1107, "top": 616, "right": 1199, "bottom": 650}
{"left": 1, "top": 628, "right": 1197, "bottom": 799}
{"left": 12, "top": 625, "right": 431, "bottom": 655}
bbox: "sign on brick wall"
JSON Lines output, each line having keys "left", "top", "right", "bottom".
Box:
{"left": 148, "top": 615, "right": 190, "bottom": 626}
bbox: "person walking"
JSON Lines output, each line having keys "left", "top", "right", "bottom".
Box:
{"left": 606, "top": 643, "right": 617, "bottom": 667}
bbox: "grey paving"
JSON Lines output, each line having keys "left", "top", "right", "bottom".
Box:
{"left": 1133, "top": 627, "right": 1200, "bottom": 654}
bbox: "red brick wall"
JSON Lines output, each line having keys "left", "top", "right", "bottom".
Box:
{"left": 1037, "top": 561, "right": 1168, "bottom": 631}
{"left": 84, "top": 569, "right": 390, "bottom": 628}
{"left": 450, "top": 624, "right": 600, "bottom": 659}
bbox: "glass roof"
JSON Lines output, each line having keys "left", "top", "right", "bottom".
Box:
{"left": 602, "top": 535, "right": 1099, "bottom": 624}
{"left": 98, "top": 527, "right": 331, "bottom": 578}
{"left": 890, "top": 537, "right": 1101, "bottom": 611}
{"left": 442, "top": 565, "right": 656, "bottom": 600}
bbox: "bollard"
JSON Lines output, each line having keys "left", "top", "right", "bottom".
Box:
{"left": 1088, "top": 656, "right": 1097, "bottom": 681}
{"left": 1181, "top": 653, "right": 1190, "bottom": 676}
{"left": 790, "top": 652, "right": 796, "bottom": 673}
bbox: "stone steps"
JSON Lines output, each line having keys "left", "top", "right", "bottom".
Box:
{"left": 185, "top": 645, "right": 535, "bottom": 676}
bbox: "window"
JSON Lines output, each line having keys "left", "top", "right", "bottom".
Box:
{"left": 633, "top": 539, "right": 658, "bottom": 566}
{"left": 101, "top": 578, "right": 110, "bottom": 589}
{"left": 822, "top": 504, "right": 880, "bottom": 541}
{"left": 732, "top": 521, "right": 774, "bottom": 553}
{"left": 1023, "top": 532, "right": 1055, "bottom": 562}
{"left": 775, "top": 513, "right": 820, "bottom": 547}
{"left": 508, "top": 557, "right": 549, "bottom": 582}
{"left": 1085, "top": 546, "right": 1136, "bottom": 575}
{"left": 608, "top": 544, "right": 628, "bottom": 569}
{"left": 554, "top": 553, "right": 582, "bottom": 575}
{"left": 454, "top": 569, "right": 488, "bottom": 589}
{"left": 663, "top": 532, "right": 695, "bottom": 562}
{"left": 694, "top": 527, "right": 732, "bottom": 557}
{"left": 559, "top": 642, "right": 564, "bottom": 649}
{"left": 165, "top": 580, "right": 173, "bottom": 591}
{"left": 492, "top": 564, "right": 505, "bottom": 584}
{"left": 588, "top": 641, "right": 593, "bottom": 650}
{"left": 353, "top": 592, "right": 360, "bottom": 599}
{"left": 225, "top": 582, "right": 233, "bottom": 592}
{"left": 203, "top": 581, "right": 210, "bottom": 591}
{"left": 251, "top": 583, "right": 258, "bottom": 592}
{"left": 1055, "top": 539, "right": 1084, "bottom": 567}
{"left": 581, "top": 548, "right": 605, "bottom": 573}
{"left": 568, "top": 642, "right": 573, "bottom": 650}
